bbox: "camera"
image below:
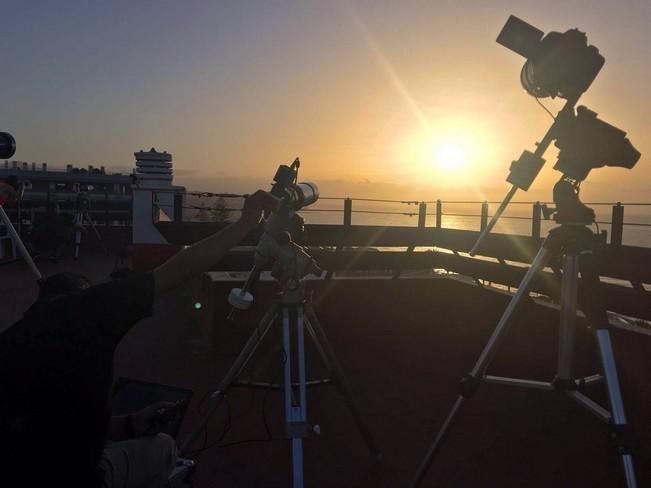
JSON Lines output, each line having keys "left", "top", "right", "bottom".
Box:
{"left": 497, "top": 15, "right": 604, "bottom": 100}
{"left": 497, "top": 16, "right": 639, "bottom": 187}
{"left": 554, "top": 106, "right": 640, "bottom": 181}
{"left": 471, "top": 16, "right": 640, "bottom": 252}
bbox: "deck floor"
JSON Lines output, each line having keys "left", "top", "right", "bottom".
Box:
{"left": 2, "top": 254, "right": 650, "bottom": 487}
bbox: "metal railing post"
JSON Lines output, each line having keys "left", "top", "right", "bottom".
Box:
{"left": 174, "top": 192, "right": 183, "bottom": 223}
{"left": 532, "top": 201, "right": 542, "bottom": 239}
{"left": 436, "top": 199, "right": 442, "bottom": 229}
{"left": 611, "top": 203, "right": 624, "bottom": 246}
{"left": 393, "top": 202, "right": 427, "bottom": 279}
{"left": 418, "top": 202, "right": 427, "bottom": 228}
{"left": 480, "top": 201, "right": 489, "bottom": 231}
{"left": 326, "top": 198, "right": 352, "bottom": 280}
{"left": 343, "top": 198, "right": 352, "bottom": 226}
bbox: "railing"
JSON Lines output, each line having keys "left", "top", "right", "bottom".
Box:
{"left": 158, "top": 191, "right": 651, "bottom": 247}
{"left": 152, "top": 191, "right": 651, "bottom": 321}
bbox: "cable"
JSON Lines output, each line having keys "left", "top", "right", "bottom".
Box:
{"left": 216, "top": 385, "right": 274, "bottom": 449}
{"left": 534, "top": 96, "right": 556, "bottom": 121}
{"left": 188, "top": 385, "right": 275, "bottom": 456}
{"left": 187, "top": 322, "right": 285, "bottom": 458}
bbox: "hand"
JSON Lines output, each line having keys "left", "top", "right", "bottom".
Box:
{"left": 0, "top": 182, "right": 18, "bottom": 206}
{"left": 238, "top": 190, "right": 281, "bottom": 230}
{"left": 128, "top": 401, "right": 179, "bottom": 437}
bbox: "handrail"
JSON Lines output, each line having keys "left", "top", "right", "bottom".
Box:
{"left": 156, "top": 191, "right": 651, "bottom": 245}
{"left": 178, "top": 191, "right": 651, "bottom": 207}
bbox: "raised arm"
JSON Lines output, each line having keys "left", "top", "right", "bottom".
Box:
{"left": 152, "top": 190, "right": 279, "bottom": 298}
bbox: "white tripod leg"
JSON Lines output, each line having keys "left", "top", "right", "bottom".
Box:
{"left": 0, "top": 205, "right": 42, "bottom": 281}
{"left": 283, "top": 306, "right": 308, "bottom": 488}
{"left": 74, "top": 211, "right": 84, "bottom": 259}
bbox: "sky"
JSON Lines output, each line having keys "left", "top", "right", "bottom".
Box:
{"left": 3, "top": 0, "right": 650, "bottom": 202}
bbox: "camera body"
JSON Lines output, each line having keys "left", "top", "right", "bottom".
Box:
{"left": 497, "top": 15, "right": 604, "bottom": 100}
{"left": 554, "top": 106, "right": 640, "bottom": 181}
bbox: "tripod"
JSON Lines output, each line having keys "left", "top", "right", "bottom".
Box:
{"left": 73, "top": 192, "right": 107, "bottom": 259}
{"left": 180, "top": 279, "right": 381, "bottom": 487}
{"left": 0, "top": 205, "right": 42, "bottom": 282}
{"left": 411, "top": 219, "right": 638, "bottom": 487}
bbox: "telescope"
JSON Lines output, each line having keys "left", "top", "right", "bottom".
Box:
{"left": 0, "top": 132, "right": 16, "bottom": 159}
{"left": 471, "top": 16, "right": 639, "bottom": 254}
{"left": 182, "top": 160, "right": 380, "bottom": 485}
{"left": 228, "top": 158, "right": 321, "bottom": 312}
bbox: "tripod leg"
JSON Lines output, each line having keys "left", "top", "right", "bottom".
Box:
{"left": 84, "top": 211, "right": 108, "bottom": 254}
{"left": 180, "top": 304, "right": 278, "bottom": 455}
{"left": 304, "top": 304, "right": 382, "bottom": 461}
{"left": 283, "top": 306, "right": 307, "bottom": 488}
{"left": 0, "top": 206, "right": 42, "bottom": 282}
{"left": 556, "top": 254, "right": 579, "bottom": 382}
{"left": 410, "top": 243, "right": 551, "bottom": 487}
{"left": 579, "top": 252, "right": 637, "bottom": 488}
{"left": 74, "top": 212, "right": 83, "bottom": 259}
{"left": 595, "top": 330, "right": 637, "bottom": 488}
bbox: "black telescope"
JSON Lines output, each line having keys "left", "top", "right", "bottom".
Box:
{"left": 0, "top": 132, "right": 16, "bottom": 159}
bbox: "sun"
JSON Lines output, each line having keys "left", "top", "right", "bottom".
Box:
{"left": 421, "top": 138, "right": 467, "bottom": 172}
{"left": 436, "top": 143, "right": 466, "bottom": 171}
{"left": 397, "top": 117, "right": 499, "bottom": 185}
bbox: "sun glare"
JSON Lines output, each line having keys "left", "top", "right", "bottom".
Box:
{"left": 396, "top": 116, "right": 500, "bottom": 187}
{"left": 436, "top": 143, "right": 466, "bottom": 170}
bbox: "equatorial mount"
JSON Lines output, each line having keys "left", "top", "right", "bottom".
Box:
{"left": 541, "top": 177, "right": 595, "bottom": 226}
{"left": 228, "top": 159, "right": 321, "bottom": 314}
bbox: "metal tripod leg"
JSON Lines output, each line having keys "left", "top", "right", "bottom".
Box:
{"left": 0, "top": 205, "right": 42, "bottom": 281}
{"left": 410, "top": 243, "right": 551, "bottom": 487}
{"left": 304, "top": 304, "right": 382, "bottom": 461}
{"left": 556, "top": 255, "right": 610, "bottom": 421}
{"left": 180, "top": 304, "right": 279, "bottom": 455}
{"left": 83, "top": 211, "right": 108, "bottom": 254}
{"left": 556, "top": 254, "right": 579, "bottom": 381}
{"left": 579, "top": 250, "right": 637, "bottom": 488}
{"left": 282, "top": 306, "right": 308, "bottom": 488}
{"left": 74, "top": 211, "right": 83, "bottom": 259}
{"left": 595, "top": 330, "right": 637, "bottom": 488}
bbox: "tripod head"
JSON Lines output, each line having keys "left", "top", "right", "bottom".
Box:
{"left": 228, "top": 159, "right": 321, "bottom": 314}
{"left": 75, "top": 190, "right": 90, "bottom": 211}
{"left": 540, "top": 178, "right": 594, "bottom": 225}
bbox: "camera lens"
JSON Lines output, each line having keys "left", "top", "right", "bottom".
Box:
{"left": 0, "top": 132, "right": 16, "bottom": 159}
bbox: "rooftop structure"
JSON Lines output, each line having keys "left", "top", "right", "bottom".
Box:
{"left": 133, "top": 148, "right": 174, "bottom": 189}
